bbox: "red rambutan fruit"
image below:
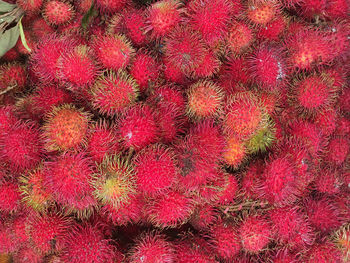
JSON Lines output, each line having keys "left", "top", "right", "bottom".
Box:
{"left": 2, "top": 48, "right": 20, "bottom": 62}
{"left": 42, "top": 104, "right": 90, "bottom": 152}
{"left": 95, "top": 0, "right": 127, "bottom": 14}
{"left": 257, "top": 15, "right": 287, "bottom": 41}
{"left": 134, "top": 144, "right": 178, "bottom": 196}
{"left": 315, "top": 167, "right": 343, "bottom": 195}
{"left": 299, "top": 0, "right": 326, "bottom": 19}
{"left": 0, "top": 121, "right": 42, "bottom": 172}
{"left": 191, "top": 50, "right": 221, "bottom": 79}
{"left": 145, "top": 0, "right": 183, "bottom": 39}
{"left": 246, "top": 0, "right": 280, "bottom": 27}
{"left": 62, "top": 223, "right": 122, "bottom": 263}
{"left": 129, "top": 51, "right": 159, "bottom": 93}
{"left": 186, "top": 80, "right": 224, "bottom": 120}
{"left": 90, "top": 70, "right": 138, "bottom": 117}
{"left": 128, "top": 232, "right": 175, "bottom": 263}
{"left": 238, "top": 214, "right": 272, "bottom": 253}
{"left": 42, "top": 0, "right": 75, "bottom": 26}
{"left": 223, "top": 136, "right": 247, "bottom": 168}
{"left": 175, "top": 236, "right": 216, "bottom": 263}
{"left": 12, "top": 245, "right": 43, "bottom": 263}
{"left": 324, "top": 136, "right": 349, "bottom": 166}
{"left": 147, "top": 85, "right": 185, "bottom": 114}
{"left": 273, "top": 248, "right": 300, "bottom": 263}
{"left": 17, "top": 0, "right": 43, "bottom": 13}
{"left": 92, "top": 154, "right": 136, "bottom": 208}
{"left": 92, "top": 34, "right": 135, "bottom": 71}
{"left": 209, "top": 221, "right": 241, "bottom": 260}
{"left": 146, "top": 190, "right": 194, "bottom": 228}
{"left": 0, "top": 106, "right": 18, "bottom": 137}
{"left": 304, "top": 241, "right": 342, "bottom": 263}
{"left": 0, "top": 180, "right": 21, "bottom": 214}
{"left": 161, "top": 57, "right": 187, "bottom": 84}
{"left": 215, "top": 173, "right": 239, "bottom": 205}
{"left": 57, "top": 45, "right": 98, "bottom": 91}
{"left": 118, "top": 104, "right": 158, "bottom": 150}
{"left": 123, "top": 9, "right": 148, "bottom": 46}
{"left": 226, "top": 20, "right": 254, "bottom": 54}
{"left": 190, "top": 204, "right": 219, "bottom": 230}
{"left": 220, "top": 57, "right": 251, "bottom": 90}
{"left": 43, "top": 153, "right": 96, "bottom": 218}
{"left": 241, "top": 160, "right": 265, "bottom": 199}
{"left": 187, "top": 0, "right": 233, "bottom": 45}
{"left": 0, "top": 62, "right": 26, "bottom": 93}
{"left": 15, "top": 30, "right": 36, "bottom": 56}
{"left": 31, "top": 18, "right": 55, "bottom": 40}
{"left": 325, "top": 0, "right": 349, "bottom": 19}
{"left": 314, "top": 108, "right": 338, "bottom": 136}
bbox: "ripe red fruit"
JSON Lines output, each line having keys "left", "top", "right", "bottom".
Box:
{"left": 304, "top": 241, "right": 342, "bottom": 263}
{"left": 0, "top": 121, "right": 42, "bottom": 172}
{"left": 0, "top": 62, "right": 26, "bottom": 93}
{"left": 43, "top": 0, "right": 75, "bottom": 26}
{"left": 190, "top": 204, "right": 218, "bottom": 230}
{"left": 175, "top": 236, "right": 216, "bottom": 263}
{"left": 92, "top": 34, "right": 135, "bottom": 71}
{"left": 246, "top": 0, "right": 280, "bottom": 26}
{"left": 257, "top": 15, "right": 287, "bottom": 41}
{"left": 299, "top": 0, "right": 326, "bottom": 19}
{"left": 0, "top": 180, "right": 21, "bottom": 214}
{"left": 238, "top": 214, "right": 272, "bottom": 253}
{"left": 128, "top": 232, "right": 175, "bottom": 263}
{"left": 91, "top": 70, "right": 138, "bottom": 117}
{"left": 145, "top": 0, "right": 183, "bottom": 39}
{"left": 42, "top": 104, "right": 90, "bottom": 152}
{"left": 123, "top": 9, "right": 148, "bottom": 46}
{"left": 315, "top": 167, "right": 343, "bottom": 195}
{"left": 324, "top": 136, "right": 349, "bottom": 166}
{"left": 31, "top": 18, "right": 55, "bottom": 40}
{"left": 62, "top": 223, "right": 123, "bottom": 263}
{"left": 0, "top": 106, "right": 18, "bottom": 137}
{"left": 95, "top": 0, "right": 127, "bottom": 14}
{"left": 226, "top": 20, "right": 254, "bottom": 54}
{"left": 118, "top": 104, "right": 158, "bottom": 150}
{"left": 216, "top": 173, "right": 239, "bottom": 205}
{"left": 17, "top": 0, "right": 43, "bottom": 13}
{"left": 146, "top": 190, "right": 194, "bottom": 228}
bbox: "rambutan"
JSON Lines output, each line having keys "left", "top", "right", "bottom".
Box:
{"left": 186, "top": 80, "right": 224, "bottom": 120}
{"left": 226, "top": 20, "right": 254, "bottom": 54}
{"left": 0, "top": 180, "right": 21, "bottom": 214}
{"left": 145, "top": 0, "right": 183, "bottom": 39}
{"left": 118, "top": 104, "right": 158, "bottom": 150}
{"left": 42, "top": 0, "right": 75, "bottom": 26}
{"left": 0, "top": 62, "right": 26, "bottom": 93}
{"left": 223, "top": 136, "right": 247, "bottom": 168}
{"left": 0, "top": 106, "right": 18, "bottom": 137}
{"left": 161, "top": 57, "right": 187, "bottom": 84}
{"left": 123, "top": 9, "right": 148, "bottom": 46}
{"left": 325, "top": 0, "right": 349, "bottom": 19}
{"left": 42, "top": 104, "right": 90, "bottom": 152}
{"left": 129, "top": 51, "right": 159, "bottom": 93}
{"left": 95, "top": 0, "right": 127, "bottom": 14}
{"left": 314, "top": 108, "right": 338, "bottom": 136}
{"left": 324, "top": 136, "right": 349, "bottom": 166}
{"left": 134, "top": 144, "right": 178, "bottom": 196}
{"left": 246, "top": 0, "right": 280, "bottom": 26}
{"left": 62, "top": 223, "right": 122, "bottom": 263}
{"left": 304, "top": 241, "right": 342, "bottom": 263}
{"left": 92, "top": 154, "right": 136, "bottom": 208}
{"left": 128, "top": 232, "right": 175, "bottom": 263}
{"left": 220, "top": 57, "right": 251, "bottom": 90}
{"left": 334, "top": 224, "right": 350, "bottom": 262}
{"left": 299, "top": 0, "right": 326, "bottom": 19}
{"left": 257, "top": 15, "right": 287, "bottom": 41}
{"left": 17, "top": 0, "right": 43, "bottom": 13}
{"left": 215, "top": 173, "right": 239, "bottom": 205}
{"left": 12, "top": 245, "right": 43, "bottom": 263}
{"left": 90, "top": 70, "right": 138, "bottom": 117}
{"left": 190, "top": 204, "right": 218, "bottom": 230}
{"left": 147, "top": 85, "right": 185, "bottom": 114}
{"left": 314, "top": 167, "right": 343, "bottom": 195}
{"left": 92, "top": 34, "right": 135, "bottom": 71}
{"left": 31, "top": 18, "right": 55, "bottom": 40}
{"left": 0, "top": 121, "right": 42, "bottom": 172}
{"left": 191, "top": 50, "right": 221, "bottom": 79}
{"left": 146, "top": 190, "right": 194, "bottom": 228}
{"left": 238, "top": 214, "right": 272, "bottom": 253}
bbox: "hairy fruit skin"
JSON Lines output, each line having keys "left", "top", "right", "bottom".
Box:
{"left": 43, "top": 0, "right": 75, "bottom": 26}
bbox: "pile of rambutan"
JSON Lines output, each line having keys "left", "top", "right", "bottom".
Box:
{"left": 0, "top": 0, "right": 349, "bottom": 261}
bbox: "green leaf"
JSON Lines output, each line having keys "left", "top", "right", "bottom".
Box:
{"left": 81, "top": 2, "right": 96, "bottom": 30}
{"left": 18, "top": 18, "right": 31, "bottom": 53}
{"left": 0, "top": 0, "right": 16, "bottom": 12}
{"left": 0, "top": 23, "right": 19, "bottom": 57}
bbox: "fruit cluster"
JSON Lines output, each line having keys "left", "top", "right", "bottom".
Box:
{"left": 0, "top": 0, "right": 349, "bottom": 262}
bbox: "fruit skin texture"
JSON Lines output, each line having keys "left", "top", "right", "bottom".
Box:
{"left": 119, "top": 104, "right": 158, "bottom": 150}
{"left": 42, "top": 104, "right": 90, "bottom": 152}
{"left": 175, "top": 237, "right": 217, "bottom": 263}
{"left": 16, "top": 0, "right": 43, "bottom": 13}
{"left": 238, "top": 214, "right": 272, "bottom": 253}
{"left": 223, "top": 136, "right": 247, "bottom": 167}
{"left": 134, "top": 144, "right": 178, "bottom": 196}
{"left": 324, "top": 136, "right": 349, "bottom": 166}
{"left": 304, "top": 241, "right": 343, "bottom": 263}
{"left": 43, "top": 0, "right": 75, "bottom": 26}
{"left": 62, "top": 223, "right": 122, "bottom": 263}
{"left": 128, "top": 232, "right": 175, "bottom": 263}
{"left": 95, "top": 0, "right": 127, "bottom": 14}
{"left": 0, "top": 121, "right": 42, "bottom": 172}
{"left": 0, "top": 62, "right": 27, "bottom": 93}
{"left": 0, "top": 180, "right": 21, "bottom": 214}
{"left": 227, "top": 20, "right": 254, "bottom": 54}
{"left": 123, "top": 9, "right": 148, "bottom": 46}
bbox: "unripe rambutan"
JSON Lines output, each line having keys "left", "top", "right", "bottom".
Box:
{"left": 189, "top": 204, "right": 218, "bottom": 230}
{"left": 26, "top": 213, "right": 71, "bottom": 254}
{"left": 95, "top": 0, "right": 127, "bottom": 14}
{"left": 0, "top": 121, "right": 42, "bottom": 172}
{"left": 226, "top": 20, "right": 254, "bottom": 54}
{"left": 134, "top": 144, "right": 178, "bottom": 196}
{"left": 145, "top": 0, "right": 183, "bottom": 39}
{"left": 187, "top": 0, "right": 233, "bottom": 44}
{"left": 90, "top": 70, "right": 138, "bottom": 117}
{"left": 42, "top": 104, "right": 90, "bottom": 152}
{"left": 19, "top": 166, "right": 52, "bottom": 211}
{"left": 43, "top": 153, "right": 96, "bottom": 218}
{"left": 123, "top": 9, "right": 148, "bottom": 46}
{"left": 62, "top": 223, "right": 122, "bottom": 263}
{"left": 118, "top": 104, "right": 158, "bottom": 150}
{"left": 304, "top": 241, "right": 342, "bottom": 263}
{"left": 269, "top": 206, "right": 315, "bottom": 248}
{"left": 0, "top": 180, "right": 21, "bottom": 214}
{"left": 129, "top": 51, "right": 159, "bottom": 93}
{"left": 324, "top": 136, "right": 349, "bottom": 166}
{"left": 0, "top": 62, "right": 26, "bottom": 93}
{"left": 92, "top": 154, "right": 136, "bottom": 208}
{"left": 238, "top": 214, "right": 272, "bottom": 253}
{"left": 128, "top": 232, "right": 175, "bottom": 263}
{"left": 43, "top": 0, "right": 75, "bottom": 26}
{"left": 186, "top": 80, "right": 224, "bottom": 120}
{"left": 305, "top": 197, "right": 344, "bottom": 233}
{"left": 146, "top": 190, "right": 194, "bottom": 228}
{"left": 92, "top": 34, "right": 135, "bottom": 71}
{"left": 223, "top": 136, "right": 247, "bottom": 168}
{"left": 17, "top": 0, "right": 43, "bottom": 13}
{"left": 246, "top": 0, "right": 280, "bottom": 26}
{"left": 57, "top": 45, "right": 97, "bottom": 91}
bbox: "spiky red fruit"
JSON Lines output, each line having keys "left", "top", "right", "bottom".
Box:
{"left": 299, "top": 0, "right": 326, "bottom": 19}
{"left": 129, "top": 52, "right": 159, "bottom": 92}
{"left": 145, "top": 0, "right": 183, "bottom": 39}
{"left": 119, "top": 104, "right": 158, "bottom": 150}
{"left": 273, "top": 249, "right": 299, "bottom": 263}
{"left": 314, "top": 167, "right": 343, "bottom": 195}
{"left": 0, "top": 180, "right": 21, "bottom": 214}
{"left": 190, "top": 204, "right": 218, "bottom": 230}
{"left": 93, "top": 34, "right": 135, "bottom": 71}
{"left": 304, "top": 241, "right": 342, "bottom": 263}
{"left": 325, "top": 0, "right": 349, "bottom": 19}
{"left": 43, "top": 153, "right": 96, "bottom": 217}
{"left": 95, "top": 0, "right": 127, "bottom": 14}
{"left": 134, "top": 144, "right": 178, "bottom": 196}
{"left": 0, "top": 106, "right": 18, "bottom": 137}
{"left": 123, "top": 9, "right": 148, "bottom": 46}
{"left": 31, "top": 18, "right": 55, "bottom": 40}
{"left": 62, "top": 223, "right": 122, "bottom": 263}
{"left": 246, "top": 0, "right": 279, "bottom": 26}
{"left": 257, "top": 15, "right": 287, "bottom": 41}
{"left": 175, "top": 237, "right": 216, "bottom": 263}
{"left": 222, "top": 136, "right": 247, "bottom": 168}
{"left": 0, "top": 121, "right": 42, "bottom": 172}
{"left": 13, "top": 245, "right": 43, "bottom": 263}
{"left": 57, "top": 45, "right": 97, "bottom": 91}
{"left": 17, "top": 0, "right": 43, "bottom": 13}
{"left": 216, "top": 173, "right": 239, "bottom": 205}
{"left": 146, "top": 190, "right": 194, "bottom": 228}
{"left": 187, "top": 0, "right": 232, "bottom": 44}
{"left": 209, "top": 221, "right": 241, "bottom": 260}
{"left": 42, "top": 104, "right": 90, "bottom": 152}
{"left": 186, "top": 80, "right": 224, "bottom": 120}
{"left": 324, "top": 136, "right": 349, "bottom": 166}
{"left": 239, "top": 214, "right": 272, "bottom": 253}
{"left": 91, "top": 70, "right": 138, "bottom": 117}
{"left": 129, "top": 232, "right": 175, "bottom": 263}
{"left": 0, "top": 62, "right": 26, "bottom": 93}
{"left": 43, "top": 0, "right": 75, "bottom": 26}
{"left": 226, "top": 20, "right": 254, "bottom": 54}
{"left": 269, "top": 206, "right": 314, "bottom": 248}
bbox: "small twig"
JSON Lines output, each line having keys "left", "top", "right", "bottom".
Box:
{"left": 0, "top": 85, "right": 17, "bottom": 95}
